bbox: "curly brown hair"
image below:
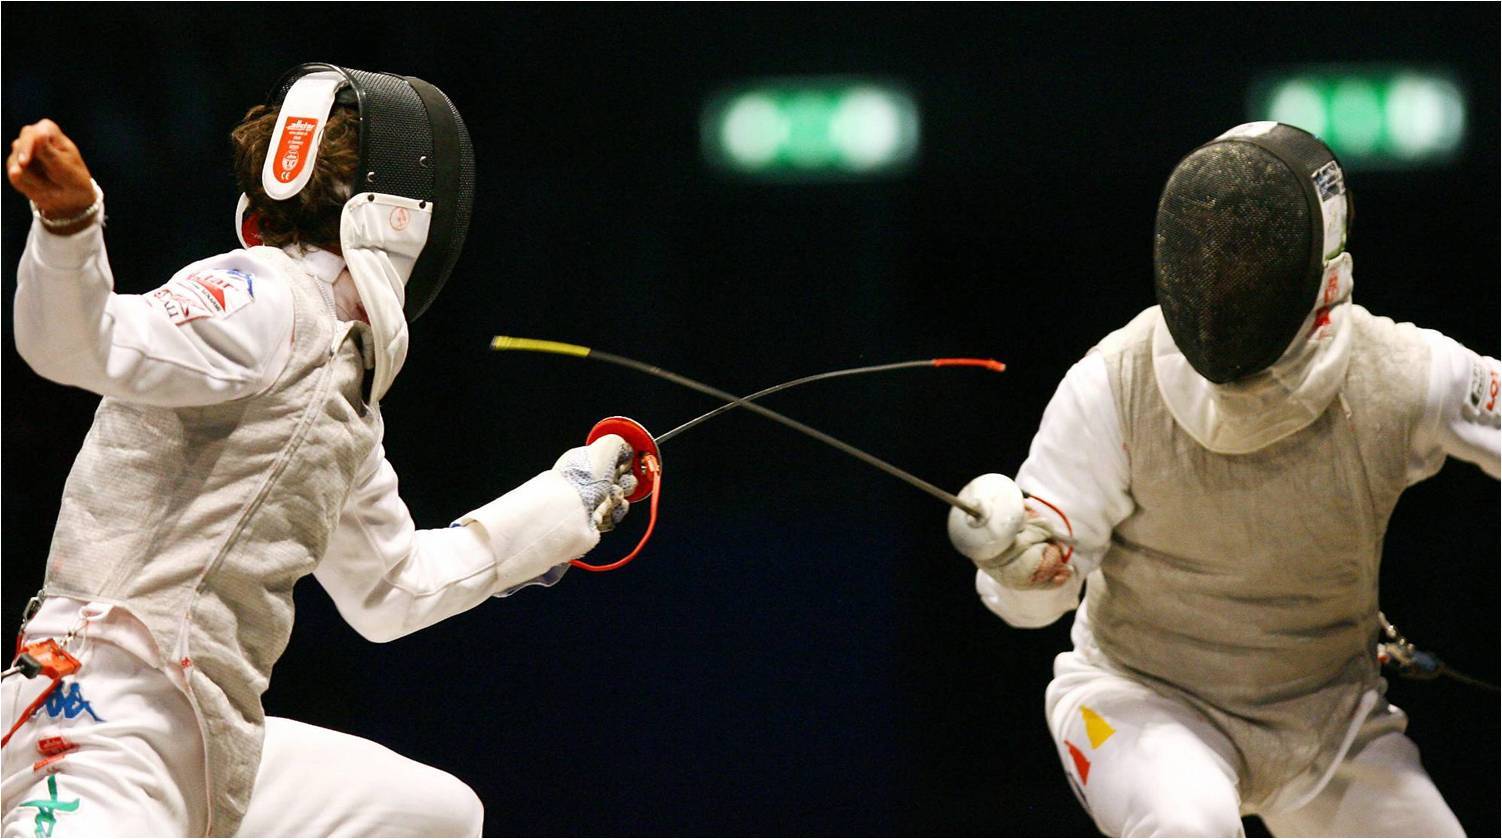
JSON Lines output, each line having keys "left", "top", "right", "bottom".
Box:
{"left": 230, "top": 103, "right": 360, "bottom": 251}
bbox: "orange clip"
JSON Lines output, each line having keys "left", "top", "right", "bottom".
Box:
{"left": 19, "top": 639, "right": 81, "bottom": 680}
{"left": 2, "top": 641, "right": 82, "bottom": 748}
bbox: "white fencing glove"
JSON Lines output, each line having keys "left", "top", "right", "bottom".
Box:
{"left": 948, "top": 473, "right": 1074, "bottom": 590}
{"left": 553, "top": 434, "right": 639, "bottom": 532}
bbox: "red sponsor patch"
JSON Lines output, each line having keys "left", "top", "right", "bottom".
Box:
{"left": 272, "top": 117, "right": 320, "bottom": 184}
{"left": 1463, "top": 359, "right": 1502, "bottom": 429}
{"left": 1066, "top": 739, "right": 1091, "bottom": 785}
{"left": 146, "top": 286, "right": 211, "bottom": 325}
{"left": 36, "top": 736, "right": 77, "bottom": 757}
{"left": 188, "top": 273, "right": 237, "bottom": 311}
{"left": 145, "top": 269, "right": 255, "bottom": 326}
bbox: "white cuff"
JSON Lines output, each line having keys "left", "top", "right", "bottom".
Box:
{"left": 28, "top": 217, "right": 105, "bottom": 271}
{"left": 454, "top": 470, "right": 600, "bottom": 593}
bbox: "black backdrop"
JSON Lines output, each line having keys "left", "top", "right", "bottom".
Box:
{"left": 3, "top": 5, "right": 1497, "bottom": 836}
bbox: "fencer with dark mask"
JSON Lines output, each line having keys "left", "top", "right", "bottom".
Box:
{"left": 949, "top": 122, "right": 1498, "bottom": 836}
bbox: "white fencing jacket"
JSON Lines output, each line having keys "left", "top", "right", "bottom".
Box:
{"left": 15, "top": 220, "right": 599, "bottom": 834}
{"left": 980, "top": 308, "right": 1500, "bottom": 630}
{"left": 979, "top": 305, "right": 1499, "bottom": 809}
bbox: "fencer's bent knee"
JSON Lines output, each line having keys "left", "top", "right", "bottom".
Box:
{"left": 1106, "top": 736, "right": 1243, "bottom": 837}
{"left": 456, "top": 781, "right": 485, "bottom": 838}
{"left": 1117, "top": 776, "right": 1243, "bottom": 837}
{"left": 420, "top": 769, "right": 484, "bottom": 838}
{"left": 1127, "top": 809, "right": 1245, "bottom": 838}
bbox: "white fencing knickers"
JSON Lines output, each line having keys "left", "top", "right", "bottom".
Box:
{"left": 1, "top": 618, "right": 483, "bottom": 837}
{"left": 1044, "top": 647, "right": 1464, "bottom": 837}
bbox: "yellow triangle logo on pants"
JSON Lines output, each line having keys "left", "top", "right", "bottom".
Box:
{"left": 1081, "top": 706, "right": 1116, "bottom": 749}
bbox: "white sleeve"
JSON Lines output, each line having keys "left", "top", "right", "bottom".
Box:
{"left": 976, "top": 353, "right": 1135, "bottom": 628}
{"left": 313, "top": 445, "right": 601, "bottom": 643}
{"left": 13, "top": 219, "right": 293, "bottom": 407}
{"left": 1410, "top": 329, "right": 1502, "bottom": 481}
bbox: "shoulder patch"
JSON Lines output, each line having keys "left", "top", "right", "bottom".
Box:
{"left": 1462, "top": 356, "right": 1502, "bottom": 429}
{"left": 146, "top": 268, "right": 256, "bottom": 326}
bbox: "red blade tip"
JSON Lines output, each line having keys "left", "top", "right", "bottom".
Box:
{"left": 932, "top": 358, "right": 1006, "bottom": 372}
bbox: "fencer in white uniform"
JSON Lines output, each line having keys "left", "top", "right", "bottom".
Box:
{"left": 950, "top": 123, "right": 1499, "bottom": 837}
{"left": 2, "top": 67, "right": 639, "bottom": 838}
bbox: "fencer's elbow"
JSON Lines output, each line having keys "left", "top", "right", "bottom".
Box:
{"left": 337, "top": 607, "right": 417, "bottom": 644}
{"left": 14, "top": 341, "right": 45, "bottom": 379}
{"left": 14, "top": 322, "right": 54, "bottom": 375}
{"left": 975, "top": 568, "right": 1079, "bottom": 628}
{"left": 979, "top": 593, "right": 1064, "bottom": 628}
{"left": 977, "top": 586, "right": 1073, "bottom": 629}
{"left": 349, "top": 621, "right": 407, "bottom": 644}
{"left": 993, "top": 606, "right": 1069, "bottom": 630}
{"left": 14, "top": 336, "right": 80, "bottom": 388}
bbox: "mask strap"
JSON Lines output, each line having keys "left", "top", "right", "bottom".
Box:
{"left": 261, "top": 71, "right": 343, "bottom": 201}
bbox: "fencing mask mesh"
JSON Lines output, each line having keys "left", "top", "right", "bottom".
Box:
{"left": 1154, "top": 123, "right": 1347, "bottom": 384}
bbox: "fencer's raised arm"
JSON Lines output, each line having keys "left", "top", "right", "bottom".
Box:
{"left": 314, "top": 436, "right": 636, "bottom": 643}
{"left": 15, "top": 221, "right": 297, "bottom": 407}
{"left": 10, "top": 118, "right": 295, "bottom": 407}
{"left": 970, "top": 353, "right": 1135, "bottom": 628}
{"left": 1411, "top": 330, "right": 1501, "bottom": 480}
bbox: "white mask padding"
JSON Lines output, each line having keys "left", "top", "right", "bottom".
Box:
{"left": 1152, "top": 252, "right": 1356, "bottom": 455}
{"left": 339, "top": 193, "right": 433, "bottom": 403}
{"left": 261, "top": 71, "right": 343, "bottom": 201}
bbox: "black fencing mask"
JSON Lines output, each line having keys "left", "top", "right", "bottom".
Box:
{"left": 1154, "top": 122, "right": 1350, "bottom": 384}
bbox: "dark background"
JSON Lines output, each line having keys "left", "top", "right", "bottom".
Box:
{"left": 4, "top": 4, "right": 1497, "bottom": 836}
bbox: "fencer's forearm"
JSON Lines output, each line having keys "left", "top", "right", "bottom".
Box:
{"left": 1013, "top": 354, "right": 1135, "bottom": 574}
{"left": 970, "top": 355, "right": 1130, "bottom": 627}
{"left": 1413, "top": 330, "right": 1501, "bottom": 480}
{"left": 975, "top": 569, "right": 1082, "bottom": 628}
{"left": 317, "top": 522, "right": 524, "bottom": 643}
{"left": 14, "top": 220, "right": 113, "bottom": 385}
{"left": 452, "top": 470, "right": 600, "bottom": 589}
{"left": 316, "top": 463, "right": 598, "bottom": 643}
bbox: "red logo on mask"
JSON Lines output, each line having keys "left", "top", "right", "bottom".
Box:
{"left": 1309, "top": 267, "right": 1342, "bottom": 336}
{"left": 272, "top": 117, "right": 320, "bottom": 184}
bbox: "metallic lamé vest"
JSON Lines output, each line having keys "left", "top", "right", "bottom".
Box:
{"left": 42, "top": 247, "right": 381, "bottom": 835}
{"left": 1086, "top": 305, "right": 1429, "bottom": 809}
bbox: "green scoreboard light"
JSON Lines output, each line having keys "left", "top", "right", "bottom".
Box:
{"left": 703, "top": 79, "right": 920, "bottom": 178}
{"left": 1251, "top": 68, "right": 1466, "bottom": 168}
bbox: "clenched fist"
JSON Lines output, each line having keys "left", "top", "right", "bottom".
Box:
{"left": 8, "top": 119, "right": 97, "bottom": 233}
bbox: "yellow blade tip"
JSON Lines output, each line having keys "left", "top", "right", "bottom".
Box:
{"left": 489, "top": 336, "right": 592, "bottom": 357}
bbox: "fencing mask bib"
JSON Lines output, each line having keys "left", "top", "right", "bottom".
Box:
{"left": 236, "top": 62, "right": 475, "bottom": 402}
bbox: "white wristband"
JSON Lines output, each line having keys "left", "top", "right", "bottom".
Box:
{"left": 31, "top": 179, "right": 104, "bottom": 230}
